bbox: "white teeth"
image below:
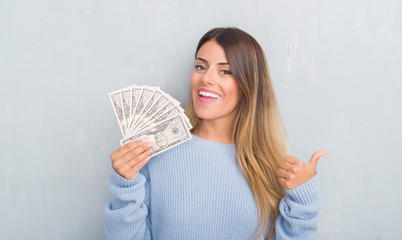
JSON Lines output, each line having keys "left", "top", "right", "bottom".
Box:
{"left": 199, "top": 90, "right": 220, "bottom": 99}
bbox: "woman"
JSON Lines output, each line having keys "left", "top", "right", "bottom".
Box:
{"left": 104, "top": 27, "right": 328, "bottom": 240}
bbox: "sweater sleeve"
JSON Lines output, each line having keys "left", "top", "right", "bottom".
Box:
{"left": 103, "top": 168, "right": 152, "bottom": 240}
{"left": 274, "top": 174, "right": 322, "bottom": 240}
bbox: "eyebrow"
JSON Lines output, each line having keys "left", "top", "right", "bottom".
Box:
{"left": 196, "top": 57, "right": 230, "bottom": 66}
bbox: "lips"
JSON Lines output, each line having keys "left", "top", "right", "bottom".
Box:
{"left": 197, "top": 88, "right": 221, "bottom": 103}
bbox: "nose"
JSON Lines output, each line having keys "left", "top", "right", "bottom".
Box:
{"left": 201, "top": 67, "right": 216, "bottom": 85}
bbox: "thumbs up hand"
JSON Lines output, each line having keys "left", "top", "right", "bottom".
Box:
{"left": 277, "top": 151, "right": 329, "bottom": 190}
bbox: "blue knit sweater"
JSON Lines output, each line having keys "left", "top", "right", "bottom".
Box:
{"left": 104, "top": 135, "right": 322, "bottom": 240}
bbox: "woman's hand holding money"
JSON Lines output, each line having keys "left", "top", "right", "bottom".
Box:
{"left": 110, "top": 140, "right": 154, "bottom": 180}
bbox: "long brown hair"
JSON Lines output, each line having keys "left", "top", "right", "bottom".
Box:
{"left": 185, "top": 27, "right": 288, "bottom": 240}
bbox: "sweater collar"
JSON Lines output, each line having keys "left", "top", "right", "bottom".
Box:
{"left": 190, "top": 134, "right": 236, "bottom": 156}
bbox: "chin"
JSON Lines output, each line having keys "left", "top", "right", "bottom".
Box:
{"left": 194, "top": 110, "right": 208, "bottom": 120}
{"left": 193, "top": 107, "right": 214, "bottom": 120}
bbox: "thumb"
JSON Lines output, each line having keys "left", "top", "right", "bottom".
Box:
{"left": 308, "top": 150, "right": 329, "bottom": 168}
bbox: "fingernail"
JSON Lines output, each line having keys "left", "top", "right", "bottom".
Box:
{"left": 147, "top": 142, "right": 153, "bottom": 148}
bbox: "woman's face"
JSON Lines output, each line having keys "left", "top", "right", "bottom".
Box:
{"left": 190, "top": 40, "right": 242, "bottom": 124}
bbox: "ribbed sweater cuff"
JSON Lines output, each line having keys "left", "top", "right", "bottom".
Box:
{"left": 110, "top": 170, "right": 145, "bottom": 188}
{"left": 285, "top": 174, "right": 320, "bottom": 205}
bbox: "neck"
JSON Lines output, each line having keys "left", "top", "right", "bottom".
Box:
{"left": 196, "top": 119, "right": 234, "bottom": 144}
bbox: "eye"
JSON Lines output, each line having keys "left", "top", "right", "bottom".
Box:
{"left": 221, "top": 70, "right": 232, "bottom": 75}
{"left": 194, "top": 64, "right": 206, "bottom": 71}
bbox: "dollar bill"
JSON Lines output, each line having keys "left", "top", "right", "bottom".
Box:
{"left": 136, "top": 106, "right": 186, "bottom": 133}
{"left": 129, "top": 87, "right": 156, "bottom": 129}
{"left": 109, "top": 85, "right": 193, "bottom": 155}
{"left": 132, "top": 93, "right": 179, "bottom": 131}
{"left": 127, "top": 86, "right": 143, "bottom": 128}
{"left": 120, "top": 114, "right": 192, "bottom": 157}
{"left": 134, "top": 101, "right": 177, "bottom": 131}
{"left": 140, "top": 101, "right": 176, "bottom": 127}
{"left": 121, "top": 88, "right": 132, "bottom": 130}
{"left": 109, "top": 91, "right": 127, "bottom": 136}
{"left": 132, "top": 89, "right": 162, "bottom": 128}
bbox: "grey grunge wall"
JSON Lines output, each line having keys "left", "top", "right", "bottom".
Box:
{"left": 1, "top": 0, "right": 401, "bottom": 239}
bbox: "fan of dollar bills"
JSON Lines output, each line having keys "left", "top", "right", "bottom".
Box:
{"left": 109, "top": 85, "right": 192, "bottom": 157}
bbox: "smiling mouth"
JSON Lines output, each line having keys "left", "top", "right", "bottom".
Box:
{"left": 198, "top": 90, "right": 221, "bottom": 99}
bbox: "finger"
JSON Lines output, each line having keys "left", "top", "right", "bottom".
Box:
{"left": 308, "top": 150, "right": 330, "bottom": 167}
{"left": 118, "top": 148, "right": 152, "bottom": 173}
{"left": 284, "top": 155, "right": 298, "bottom": 164}
{"left": 278, "top": 177, "right": 288, "bottom": 188}
{"left": 278, "top": 176, "right": 286, "bottom": 183}
{"left": 121, "top": 142, "right": 152, "bottom": 164}
{"left": 113, "top": 142, "right": 151, "bottom": 170}
{"left": 128, "top": 148, "right": 153, "bottom": 170}
{"left": 277, "top": 168, "right": 289, "bottom": 179}
{"left": 131, "top": 152, "right": 152, "bottom": 173}
{"left": 278, "top": 161, "right": 294, "bottom": 171}
{"left": 111, "top": 139, "right": 145, "bottom": 158}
